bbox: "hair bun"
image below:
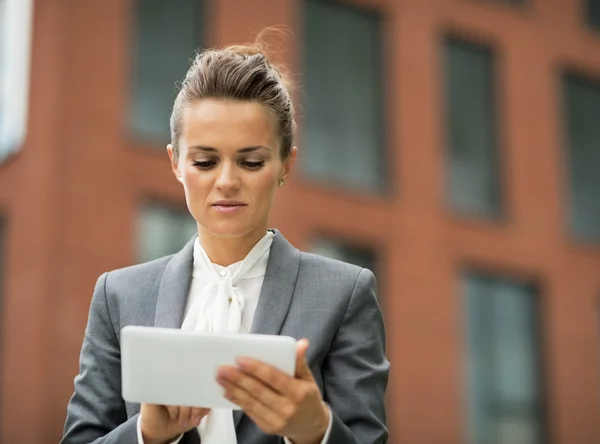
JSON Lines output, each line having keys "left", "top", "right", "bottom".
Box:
{"left": 226, "top": 44, "right": 264, "bottom": 57}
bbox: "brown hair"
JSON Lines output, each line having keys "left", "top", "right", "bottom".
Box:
{"left": 169, "top": 40, "right": 296, "bottom": 161}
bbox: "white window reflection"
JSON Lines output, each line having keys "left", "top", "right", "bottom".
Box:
{"left": 0, "top": 0, "right": 33, "bottom": 162}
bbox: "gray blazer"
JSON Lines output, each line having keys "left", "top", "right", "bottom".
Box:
{"left": 61, "top": 230, "right": 389, "bottom": 444}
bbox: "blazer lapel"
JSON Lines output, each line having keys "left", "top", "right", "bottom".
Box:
{"left": 154, "top": 236, "right": 195, "bottom": 328}
{"left": 234, "top": 230, "right": 300, "bottom": 429}
{"left": 250, "top": 230, "right": 299, "bottom": 335}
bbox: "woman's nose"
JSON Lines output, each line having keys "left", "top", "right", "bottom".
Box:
{"left": 215, "top": 162, "right": 240, "bottom": 190}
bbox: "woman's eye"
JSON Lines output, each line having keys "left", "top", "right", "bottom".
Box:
{"left": 192, "top": 160, "right": 216, "bottom": 170}
{"left": 241, "top": 160, "right": 265, "bottom": 169}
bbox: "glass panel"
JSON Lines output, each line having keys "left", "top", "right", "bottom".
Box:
{"left": 311, "top": 237, "right": 377, "bottom": 274}
{"left": 588, "top": 0, "right": 600, "bottom": 29}
{"left": 136, "top": 202, "right": 198, "bottom": 263}
{"left": 465, "top": 275, "right": 496, "bottom": 444}
{"left": 130, "top": 0, "right": 202, "bottom": 143}
{"left": 302, "top": 0, "right": 385, "bottom": 191}
{"left": 494, "top": 283, "right": 538, "bottom": 404}
{"left": 464, "top": 273, "right": 544, "bottom": 444}
{"left": 563, "top": 74, "right": 600, "bottom": 243}
{"left": 445, "top": 38, "right": 501, "bottom": 217}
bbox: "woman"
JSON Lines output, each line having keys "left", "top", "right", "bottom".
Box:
{"left": 61, "top": 43, "right": 389, "bottom": 444}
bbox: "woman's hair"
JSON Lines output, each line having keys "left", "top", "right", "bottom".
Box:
{"left": 170, "top": 38, "right": 296, "bottom": 161}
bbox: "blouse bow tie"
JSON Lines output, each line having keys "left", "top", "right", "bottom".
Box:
{"left": 180, "top": 232, "right": 274, "bottom": 444}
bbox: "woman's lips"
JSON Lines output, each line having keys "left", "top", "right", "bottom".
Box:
{"left": 211, "top": 204, "right": 246, "bottom": 213}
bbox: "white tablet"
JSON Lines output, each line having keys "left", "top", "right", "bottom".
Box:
{"left": 121, "top": 326, "right": 297, "bottom": 409}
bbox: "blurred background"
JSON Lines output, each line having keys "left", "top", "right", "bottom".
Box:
{"left": 1, "top": 0, "right": 599, "bottom": 443}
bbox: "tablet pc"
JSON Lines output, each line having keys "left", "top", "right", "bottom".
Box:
{"left": 121, "top": 326, "right": 297, "bottom": 409}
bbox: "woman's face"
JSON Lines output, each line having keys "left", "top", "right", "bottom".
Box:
{"left": 168, "top": 99, "right": 295, "bottom": 240}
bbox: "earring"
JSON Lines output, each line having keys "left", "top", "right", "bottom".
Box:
{"left": 177, "top": 176, "right": 183, "bottom": 182}
{"left": 279, "top": 179, "right": 285, "bottom": 187}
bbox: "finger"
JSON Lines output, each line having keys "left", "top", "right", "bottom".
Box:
{"left": 223, "top": 383, "right": 286, "bottom": 435}
{"left": 190, "top": 407, "right": 208, "bottom": 422}
{"left": 166, "top": 405, "right": 178, "bottom": 421}
{"left": 233, "top": 359, "right": 295, "bottom": 395}
{"left": 295, "top": 338, "right": 313, "bottom": 380}
{"left": 218, "top": 368, "right": 286, "bottom": 411}
{"left": 177, "top": 406, "right": 190, "bottom": 427}
{"left": 186, "top": 406, "right": 196, "bottom": 422}
{"left": 244, "top": 407, "right": 287, "bottom": 437}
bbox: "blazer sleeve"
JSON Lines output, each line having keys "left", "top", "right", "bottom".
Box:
{"left": 323, "top": 268, "right": 390, "bottom": 444}
{"left": 60, "top": 272, "right": 139, "bottom": 444}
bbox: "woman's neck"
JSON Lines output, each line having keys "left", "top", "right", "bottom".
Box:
{"left": 198, "top": 228, "right": 269, "bottom": 267}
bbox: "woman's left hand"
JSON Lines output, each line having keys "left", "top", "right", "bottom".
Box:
{"left": 217, "top": 338, "right": 329, "bottom": 444}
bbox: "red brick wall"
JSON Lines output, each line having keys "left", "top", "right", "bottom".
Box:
{"left": 0, "top": 0, "right": 598, "bottom": 442}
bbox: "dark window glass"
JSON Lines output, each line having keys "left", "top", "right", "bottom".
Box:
{"left": 562, "top": 74, "right": 600, "bottom": 243}
{"left": 445, "top": 38, "right": 501, "bottom": 217}
{"left": 136, "top": 202, "right": 197, "bottom": 262}
{"left": 587, "top": 0, "right": 600, "bottom": 29}
{"left": 464, "top": 272, "right": 545, "bottom": 444}
{"left": 302, "top": 0, "right": 385, "bottom": 191}
{"left": 130, "top": 0, "right": 203, "bottom": 143}
{"left": 312, "top": 237, "right": 378, "bottom": 275}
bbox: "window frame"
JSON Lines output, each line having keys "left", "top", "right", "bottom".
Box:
{"left": 127, "top": 0, "right": 206, "bottom": 148}
{"left": 461, "top": 268, "right": 549, "bottom": 444}
{"left": 135, "top": 199, "right": 198, "bottom": 263}
{"left": 299, "top": 0, "right": 388, "bottom": 195}
{"left": 559, "top": 68, "right": 600, "bottom": 246}
{"left": 585, "top": 0, "right": 600, "bottom": 31}
{"left": 442, "top": 34, "right": 505, "bottom": 221}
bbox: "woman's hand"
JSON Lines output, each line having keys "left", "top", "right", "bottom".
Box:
{"left": 140, "top": 404, "right": 209, "bottom": 444}
{"left": 217, "top": 339, "right": 330, "bottom": 444}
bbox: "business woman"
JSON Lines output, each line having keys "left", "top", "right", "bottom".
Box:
{"left": 61, "top": 43, "right": 389, "bottom": 444}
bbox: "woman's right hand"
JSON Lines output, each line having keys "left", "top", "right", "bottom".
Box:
{"left": 140, "top": 403, "right": 210, "bottom": 444}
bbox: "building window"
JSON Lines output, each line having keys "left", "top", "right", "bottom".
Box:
{"left": 587, "top": 0, "right": 600, "bottom": 29}
{"left": 301, "top": 0, "right": 385, "bottom": 192}
{"left": 445, "top": 38, "right": 501, "bottom": 218}
{"left": 130, "top": 0, "right": 203, "bottom": 144}
{"left": 136, "top": 202, "right": 197, "bottom": 263}
{"left": 562, "top": 74, "right": 600, "bottom": 243}
{"left": 463, "top": 272, "right": 545, "bottom": 444}
{"left": 311, "top": 237, "right": 378, "bottom": 276}
{"left": 0, "top": 0, "right": 34, "bottom": 163}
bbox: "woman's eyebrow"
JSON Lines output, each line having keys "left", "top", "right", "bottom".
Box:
{"left": 188, "top": 145, "right": 271, "bottom": 153}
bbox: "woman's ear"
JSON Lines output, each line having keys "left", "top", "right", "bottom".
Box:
{"left": 167, "top": 144, "right": 182, "bottom": 182}
{"left": 281, "top": 146, "right": 297, "bottom": 182}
